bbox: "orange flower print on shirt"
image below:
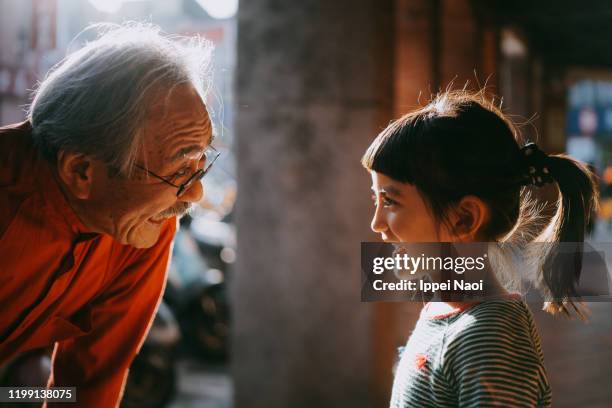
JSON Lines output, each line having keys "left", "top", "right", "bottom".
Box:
{"left": 415, "top": 353, "right": 428, "bottom": 370}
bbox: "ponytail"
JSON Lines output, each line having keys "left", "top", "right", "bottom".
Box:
{"left": 535, "top": 154, "right": 599, "bottom": 316}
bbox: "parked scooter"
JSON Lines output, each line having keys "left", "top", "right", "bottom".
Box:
{"left": 122, "top": 213, "right": 234, "bottom": 405}
{"left": 121, "top": 301, "right": 181, "bottom": 408}
{"left": 163, "top": 215, "right": 232, "bottom": 362}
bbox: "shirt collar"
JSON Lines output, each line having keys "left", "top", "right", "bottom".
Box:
{"left": 423, "top": 293, "right": 522, "bottom": 320}
{"left": 38, "top": 152, "right": 97, "bottom": 240}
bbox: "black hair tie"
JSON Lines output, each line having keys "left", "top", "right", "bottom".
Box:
{"left": 520, "top": 142, "right": 554, "bottom": 187}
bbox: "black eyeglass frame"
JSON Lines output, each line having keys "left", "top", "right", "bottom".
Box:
{"left": 134, "top": 145, "right": 220, "bottom": 197}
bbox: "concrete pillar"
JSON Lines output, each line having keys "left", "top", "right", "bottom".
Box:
{"left": 440, "top": 0, "right": 480, "bottom": 86}
{"left": 395, "top": 0, "right": 500, "bottom": 105}
{"left": 394, "top": 0, "right": 437, "bottom": 114}
{"left": 439, "top": 0, "right": 503, "bottom": 91}
{"left": 233, "top": 1, "right": 393, "bottom": 407}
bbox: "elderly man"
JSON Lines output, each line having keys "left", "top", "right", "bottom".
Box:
{"left": 0, "top": 24, "right": 216, "bottom": 407}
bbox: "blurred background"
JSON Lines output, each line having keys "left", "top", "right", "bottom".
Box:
{"left": 1, "top": 0, "right": 612, "bottom": 407}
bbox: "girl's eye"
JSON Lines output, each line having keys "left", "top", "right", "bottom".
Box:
{"left": 382, "top": 196, "right": 397, "bottom": 207}
{"left": 371, "top": 194, "right": 397, "bottom": 208}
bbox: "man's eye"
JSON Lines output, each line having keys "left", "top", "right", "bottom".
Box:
{"left": 173, "top": 168, "right": 189, "bottom": 178}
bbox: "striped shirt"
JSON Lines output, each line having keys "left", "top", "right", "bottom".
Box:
{"left": 390, "top": 297, "right": 551, "bottom": 407}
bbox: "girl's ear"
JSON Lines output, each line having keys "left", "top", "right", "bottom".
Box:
{"left": 449, "top": 196, "right": 490, "bottom": 241}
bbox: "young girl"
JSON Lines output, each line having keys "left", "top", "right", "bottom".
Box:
{"left": 362, "top": 90, "right": 598, "bottom": 407}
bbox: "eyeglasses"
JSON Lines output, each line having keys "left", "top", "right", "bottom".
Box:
{"left": 134, "top": 145, "right": 220, "bottom": 197}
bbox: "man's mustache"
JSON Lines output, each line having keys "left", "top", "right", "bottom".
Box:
{"left": 158, "top": 202, "right": 192, "bottom": 218}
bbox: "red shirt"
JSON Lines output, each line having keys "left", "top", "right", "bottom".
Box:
{"left": 0, "top": 121, "right": 176, "bottom": 407}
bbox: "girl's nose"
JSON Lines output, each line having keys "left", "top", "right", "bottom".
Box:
{"left": 371, "top": 206, "right": 388, "bottom": 234}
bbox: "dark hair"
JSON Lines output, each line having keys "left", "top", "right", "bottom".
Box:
{"left": 362, "top": 90, "right": 599, "bottom": 316}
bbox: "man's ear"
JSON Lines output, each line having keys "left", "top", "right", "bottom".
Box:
{"left": 56, "top": 151, "right": 94, "bottom": 200}
{"left": 449, "top": 195, "right": 489, "bottom": 241}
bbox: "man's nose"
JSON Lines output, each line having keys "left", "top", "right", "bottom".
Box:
{"left": 180, "top": 180, "right": 204, "bottom": 203}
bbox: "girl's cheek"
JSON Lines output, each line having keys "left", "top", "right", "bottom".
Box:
{"left": 392, "top": 212, "right": 436, "bottom": 242}
{"left": 387, "top": 213, "right": 409, "bottom": 241}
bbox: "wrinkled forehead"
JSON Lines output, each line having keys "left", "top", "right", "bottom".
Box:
{"left": 147, "top": 85, "right": 211, "bottom": 139}
{"left": 142, "top": 85, "right": 213, "bottom": 160}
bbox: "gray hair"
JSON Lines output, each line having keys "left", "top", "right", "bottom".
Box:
{"left": 28, "top": 22, "right": 213, "bottom": 176}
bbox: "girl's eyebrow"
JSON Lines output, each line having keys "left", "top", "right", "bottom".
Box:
{"left": 380, "top": 185, "right": 403, "bottom": 197}
{"left": 371, "top": 186, "right": 402, "bottom": 196}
